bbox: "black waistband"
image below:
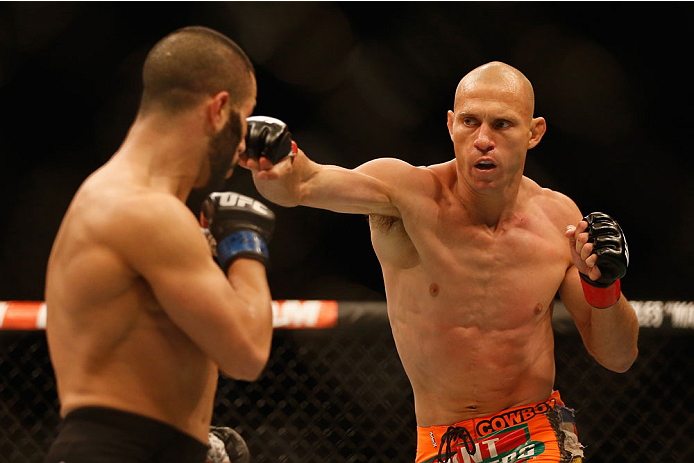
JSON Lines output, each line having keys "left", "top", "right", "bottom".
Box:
{"left": 47, "top": 406, "right": 208, "bottom": 463}
{"left": 62, "top": 406, "right": 207, "bottom": 448}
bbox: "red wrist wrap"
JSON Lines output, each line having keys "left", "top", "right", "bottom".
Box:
{"left": 581, "top": 278, "right": 621, "bottom": 309}
{"left": 289, "top": 141, "right": 298, "bottom": 164}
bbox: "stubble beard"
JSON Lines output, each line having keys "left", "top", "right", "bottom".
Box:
{"left": 198, "top": 109, "right": 242, "bottom": 193}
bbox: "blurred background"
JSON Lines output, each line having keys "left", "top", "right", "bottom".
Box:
{"left": 1, "top": 1, "right": 692, "bottom": 304}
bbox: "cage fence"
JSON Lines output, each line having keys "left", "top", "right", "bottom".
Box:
{"left": 1, "top": 300, "right": 692, "bottom": 463}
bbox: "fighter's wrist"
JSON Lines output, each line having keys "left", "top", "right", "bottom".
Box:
{"left": 580, "top": 276, "right": 621, "bottom": 309}
{"left": 216, "top": 231, "right": 269, "bottom": 272}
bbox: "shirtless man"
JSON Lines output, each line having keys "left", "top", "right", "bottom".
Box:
{"left": 241, "top": 62, "right": 639, "bottom": 462}
{"left": 44, "top": 26, "right": 275, "bottom": 463}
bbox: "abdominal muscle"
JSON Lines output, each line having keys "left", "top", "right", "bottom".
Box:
{"left": 384, "top": 267, "right": 558, "bottom": 427}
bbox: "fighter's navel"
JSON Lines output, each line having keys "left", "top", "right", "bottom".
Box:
{"left": 429, "top": 283, "right": 439, "bottom": 297}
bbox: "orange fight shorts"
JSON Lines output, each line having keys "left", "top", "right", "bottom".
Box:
{"left": 415, "top": 391, "right": 584, "bottom": 463}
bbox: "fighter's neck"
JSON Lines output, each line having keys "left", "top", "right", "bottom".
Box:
{"left": 453, "top": 174, "right": 525, "bottom": 230}
{"left": 112, "top": 114, "right": 207, "bottom": 200}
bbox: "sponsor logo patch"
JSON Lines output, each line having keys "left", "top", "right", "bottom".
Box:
{"left": 438, "top": 424, "right": 545, "bottom": 463}
{"left": 476, "top": 398, "right": 556, "bottom": 437}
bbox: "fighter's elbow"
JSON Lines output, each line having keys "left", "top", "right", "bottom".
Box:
{"left": 218, "top": 327, "right": 272, "bottom": 381}
{"left": 246, "top": 343, "right": 272, "bottom": 380}
{"left": 617, "top": 346, "right": 639, "bottom": 373}
{"left": 232, "top": 361, "right": 266, "bottom": 382}
{"left": 597, "top": 346, "right": 639, "bottom": 373}
{"left": 220, "top": 344, "right": 270, "bottom": 381}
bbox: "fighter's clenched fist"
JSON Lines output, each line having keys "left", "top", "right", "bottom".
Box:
{"left": 201, "top": 192, "right": 275, "bottom": 271}
{"left": 240, "top": 116, "right": 299, "bottom": 181}
{"left": 566, "top": 212, "right": 629, "bottom": 308}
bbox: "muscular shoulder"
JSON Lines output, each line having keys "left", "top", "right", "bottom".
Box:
{"left": 361, "top": 158, "right": 450, "bottom": 224}
{"left": 70, "top": 169, "right": 194, "bottom": 238}
{"left": 123, "top": 192, "right": 199, "bottom": 241}
{"left": 522, "top": 177, "right": 583, "bottom": 227}
{"left": 86, "top": 189, "right": 206, "bottom": 271}
{"left": 84, "top": 188, "right": 190, "bottom": 237}
{"left": 356, "top": 157, "right": 443, "bottom": 192}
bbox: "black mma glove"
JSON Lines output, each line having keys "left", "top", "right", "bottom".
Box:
{"left": 201, "top": 192, "right": 275, "bottom": 272}
{"left": 579, "top": 212, "right": 629, "bottom": 308}
{"left": 245, "top": 116, "right": 297, "bottom": 164}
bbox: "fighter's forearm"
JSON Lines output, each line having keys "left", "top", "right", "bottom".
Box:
{"left": 566, "top": 212, "right": 637, "bottom": 372}
{"left": 248, "top": 143, "right": 400, "bottom": 217}
{"left": 224, "top": 259, "right": 273, "bottom": 379}
{"left": 585, "top": 295, "right": 639, "bottom": 373}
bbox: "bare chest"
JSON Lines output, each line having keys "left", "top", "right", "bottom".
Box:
{"left": 372, "top": 206, "right": 571, "bottom": 327}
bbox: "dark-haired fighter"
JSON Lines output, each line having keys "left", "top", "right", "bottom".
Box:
{"left": 44, "top": 26, "right": 273, "bottom": 463}
{"left": 242, "top": 62, "right": 639, "bottom": 462}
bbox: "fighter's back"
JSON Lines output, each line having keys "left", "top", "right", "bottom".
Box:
{"left": 45, "top": 161, "right": 217, "bottom": 441}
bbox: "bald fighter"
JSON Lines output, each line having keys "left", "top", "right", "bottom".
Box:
{"left": 241, "top": 62, "right": 639, "bottom": 462}
{"left": 44, "top": 26, "right": 275, "bottom": 463}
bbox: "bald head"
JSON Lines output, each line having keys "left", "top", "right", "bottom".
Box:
{"left": 454, "top": 62, "right": 535, "bottom": 119}
{"left": 138, "top": 26, "right": 255, "bottom": 115}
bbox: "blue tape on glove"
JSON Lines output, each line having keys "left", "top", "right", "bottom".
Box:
{"left": 216, "top": 231, "right": 269, "bottom": 270}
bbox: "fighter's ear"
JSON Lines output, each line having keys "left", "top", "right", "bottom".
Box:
{"left": 207, "top": 91, "right": 230, "bottom": 131}
{"left": 447, "top": 110, "right": 455, "bottom": 141}
{"left": 528, "top": 116, "right": 546, "bottom": 150}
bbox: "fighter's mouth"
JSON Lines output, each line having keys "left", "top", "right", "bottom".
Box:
{"left": 475, "top": 160, "right": 496, "bottom": 170}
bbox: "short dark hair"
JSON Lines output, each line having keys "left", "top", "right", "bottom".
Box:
{"left": 138, "top": 26, "right": 254, "bottom": 115}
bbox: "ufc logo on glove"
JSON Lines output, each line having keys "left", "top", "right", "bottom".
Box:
{"left": 214, "top": 192, "right": 271, "bottom": 216}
